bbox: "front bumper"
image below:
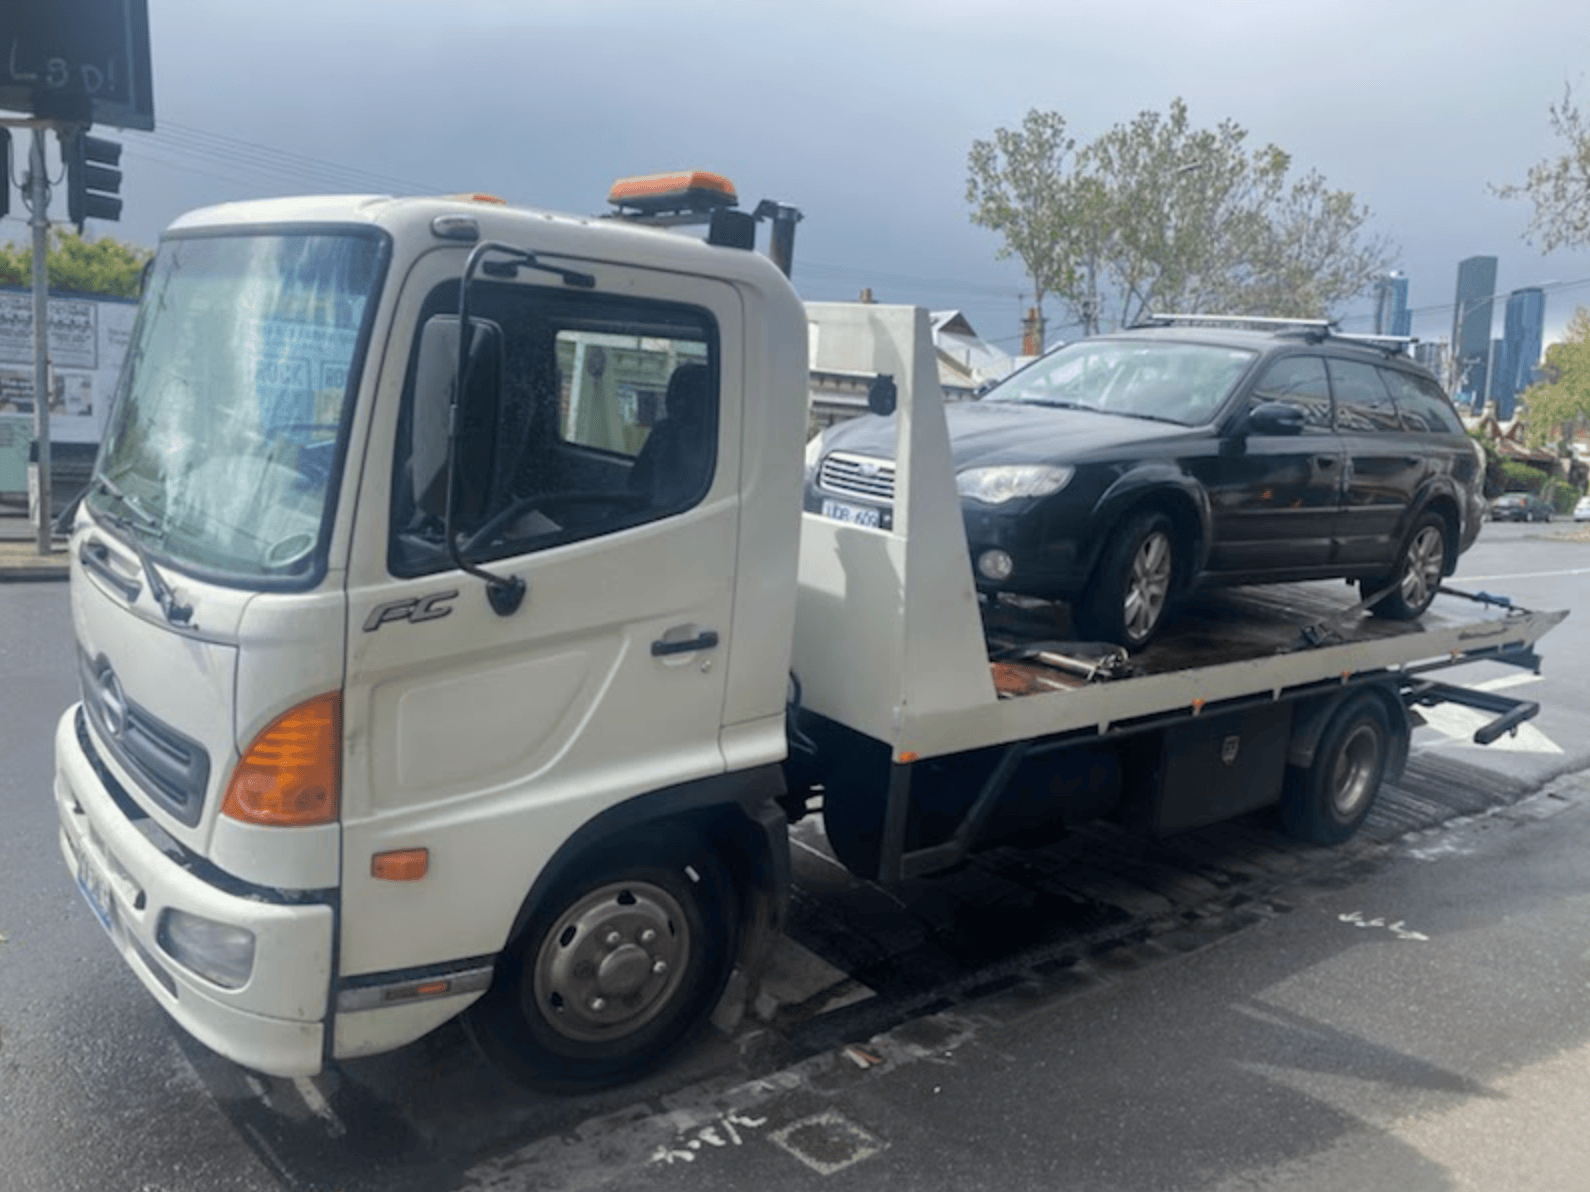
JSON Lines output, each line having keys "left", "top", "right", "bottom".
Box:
{"left": 54, "top": 706, "right": 335, "bottom": 1077}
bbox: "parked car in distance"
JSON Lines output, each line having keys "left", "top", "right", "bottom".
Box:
{"left": 1489, "top": 493, "right": 1553, "bottom": 523}
{"left": 806, "top": 315, "right": 1486, "bottom": 649}
{"left": 1574, "top": 494, "right": 1590, "bottom": 522}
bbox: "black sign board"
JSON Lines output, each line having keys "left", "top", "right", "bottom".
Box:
{"left": 0, "top": 0, "right": 154, "bottom": 130}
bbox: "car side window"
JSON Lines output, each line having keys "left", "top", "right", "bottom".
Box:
{"left": 1328, "top": 358, "right": 1402, "bottom": 433}
{"left": 390, "top": 283, "right": 718, "bottom": 578}
{"left": 1248, "top": 355, "right": 1332, "bottom": 428}
{"left": 1378, "top": 368, "right": 1462, "bottom": 434}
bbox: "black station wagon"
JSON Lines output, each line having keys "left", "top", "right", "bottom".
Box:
{"left": 806, "top": 316, "right": 1486, "bottom": 649}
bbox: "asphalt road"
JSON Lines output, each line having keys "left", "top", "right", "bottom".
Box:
{"left": 2, "top": 520, "right": 1586, "bottom": 1192}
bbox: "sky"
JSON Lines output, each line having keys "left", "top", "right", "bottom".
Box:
{"left": 7, "top": 0, "right": 1590, "bottom": 357}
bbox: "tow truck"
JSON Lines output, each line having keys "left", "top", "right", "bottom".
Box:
{"left": 54, "top": 172, "right": 1566, "bottom": 1090}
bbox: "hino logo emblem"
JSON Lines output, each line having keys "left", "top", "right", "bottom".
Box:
{"left": 1220, "top": 735, "right": 1241, "bottom": 766}
{"left": 97, "top": 667, "right": 128, "bottom": 738}
{"left": 363, "top": 590, "right": 459, "bottom": 632}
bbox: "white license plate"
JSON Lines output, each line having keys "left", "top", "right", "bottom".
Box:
{"left": 821, "top": 498, "right": 882, "bottom": 528}
{"left": 69, "top": 832, "right": 118, "bottom": 937}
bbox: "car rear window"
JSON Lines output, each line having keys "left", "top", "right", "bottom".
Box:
{"left": 1378, "top": 368, "right": 1462, "bottom": 434}
{"left": 1328, "top": 359, "right": 1402, "bottom": 432}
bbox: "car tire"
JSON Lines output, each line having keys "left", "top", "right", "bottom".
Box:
{"left": 462, "top": 826, "right": 738, "bottom": 1092}
{"left": 1364, "top": 511, "right": 1446, "bottom": 620}
{"left": 1279, "top": 693, "right": 1390, "bottom": 844}
{"left": 1075, "top": 509, "right": 1178, "bottom": 650}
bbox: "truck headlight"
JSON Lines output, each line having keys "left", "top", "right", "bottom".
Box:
{"left": 157, "top": 909, "right": 256, "bottom": 990}
{"left": 956, "top": 465, "right": 1074, "bottom": 504}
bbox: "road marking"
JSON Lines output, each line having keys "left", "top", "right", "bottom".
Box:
{"left": 1472, "top": 673, "right": 1543, "bottom": 693}
{"left": 293, "top": 1076, "right": 346, "bottom": 1138}
{"left": 1338, "top": 911, "right": 1429, "bottom": 941}
{"left": 1414, "top": 703, "right": 1563, "bottom": 754}
{"left": 1457, "top": 566, "right": 1590, "bottom": 582}
{"left": 769, "top": 1110, "right": 887, "bottom": 1175}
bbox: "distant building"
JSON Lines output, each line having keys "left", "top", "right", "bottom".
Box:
{"left": 1496, "top": 287, "right": 1546, "bottom": 421}
{"left": 1487, "top": 336, "right": 1509, "bottom": 416}
{"left": 1451, "top": 256, "right": 1498, "bottom": 406}
{"left": 1374, "top": 273, "right": 1411, "bottom": 337}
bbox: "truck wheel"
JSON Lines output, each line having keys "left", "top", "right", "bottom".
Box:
{"left": 1075, "top": 509, "right": 1178, "bottom": 649}
{"left": 1279, "top": 693, "right": 1390, "bottom": 844}
{"left": 1364, "top": 512, "right": 1446, "bottom": 620}
{"left": 462, "top": 828, "right": 738, "bottom": 1091}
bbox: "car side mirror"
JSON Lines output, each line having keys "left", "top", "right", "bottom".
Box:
{"left": 410, "top": 314, "right": 504, "bottom": 524}
{"left": 868, "top": 373, "right": 897, "bottom": 416}
{"left": 1246, "top": 401, "right": 1307, "bottom": 436}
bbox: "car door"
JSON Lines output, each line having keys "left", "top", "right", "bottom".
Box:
{"left": 1328, "top": 357, "right": 1425, "bottom": 568}
{"left": 1203, "top": 353, "right": 1344, "bottom": 576}
{"left": 336, "top": 252, "right": 745, "bottom": 980}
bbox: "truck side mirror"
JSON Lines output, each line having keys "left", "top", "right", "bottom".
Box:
{"left": 868, "top": 373, "right": 897, "bottom": 416}
{"left": 411, "top": 314, "right": 504, "bottom": 525}
{"left": 1245, "top": 401, "right": 1307, "bottom": 436}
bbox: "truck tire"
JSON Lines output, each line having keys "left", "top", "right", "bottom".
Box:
{"left": 1279, "top": 692, "right": 1390, "bottom": 844}
{"left": 1075, "top": 509, "right": 1178, "bottom": 650}
{"left": 462, "top": 827, "right": 738, "bottom": 1091}
{"left": 1364, "top": 512, "right": 1446, "bottom": 620}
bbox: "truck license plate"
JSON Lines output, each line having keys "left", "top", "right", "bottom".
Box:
{"left": 821, "top": 498, "right": 882, "bottom": 528}
{"left": 69, "top": 833, "right": 118, "bottom": 937}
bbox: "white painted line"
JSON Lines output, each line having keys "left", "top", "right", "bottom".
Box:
{"left": 1457, "top": 566, "right": 1590, "bottom": 582}
{"left": 1472, "top": 673, "right": 1544, "bottom": 693}
{"left": 293, "top": 1076, "right": 347, "bottom": 1138}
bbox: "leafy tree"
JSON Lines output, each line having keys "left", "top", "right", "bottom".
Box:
{"left": 1520, "top": 305, "right": 1590, "bottom": 451}
{"left": 1494, "top": 85, "right": 1590, "bottom": 251}
{"left": 964, "top": 109, "right": 1082, "bottom": 333}
{"left": 0, "top": 229, "right": 152, "bottom": 298}
{"left": 966, "top": 99, "right": 1396, "bottom": 338}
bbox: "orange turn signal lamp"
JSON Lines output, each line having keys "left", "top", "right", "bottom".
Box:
{"left": 372, "top": 848, "right": 430, "bottom": 882}
{"left": 221, "top": 692, "right": 341, "bottom": 827}
{"left": 608, "top": 170, "right": 738, "bottom": 215}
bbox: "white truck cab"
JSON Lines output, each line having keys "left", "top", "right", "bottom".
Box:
{"left": 55, "top": 175, "right": 1567, "bottom": 1092}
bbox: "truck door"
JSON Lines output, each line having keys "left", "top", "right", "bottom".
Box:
{"left": 337, "top": 255, "right": 744, "bottom": 984}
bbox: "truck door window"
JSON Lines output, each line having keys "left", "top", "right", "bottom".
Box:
{"left": 390, "top": 283, "right": 718, "bottom": 577}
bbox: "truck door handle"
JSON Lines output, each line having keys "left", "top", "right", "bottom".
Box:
{"left": 651, "top": 630, "right": 720, "bottom": 657}
{"left": 1315, "top": 455, "right": 1338, "bottom": 467}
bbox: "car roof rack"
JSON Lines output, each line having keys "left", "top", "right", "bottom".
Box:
{"left": 1141, "top": 313, "right": 1336, "bottom": 333}
{"left": 1334, "top": 332, "right": 1419, "bottom": 357}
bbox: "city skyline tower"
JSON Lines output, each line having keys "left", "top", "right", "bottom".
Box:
{"left": 1451, "top": 255, "right": 1498, "bottom": 406}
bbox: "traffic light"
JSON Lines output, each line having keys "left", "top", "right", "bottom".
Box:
{"left": 64, "top": 129, "right": 123, "bottom": 226}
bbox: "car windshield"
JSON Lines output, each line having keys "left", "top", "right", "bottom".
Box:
{"left": 88, "top": 230, "right": 385, "bottom": 587}
{"left": 985, "top": 338, "right": 1256, "bottom": 425}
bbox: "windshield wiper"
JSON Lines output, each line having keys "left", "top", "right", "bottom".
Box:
{"left": 91, "top": 475, "right": 195, "bottom": 628}
{"left": 1009, "top": 399, "right": 1093, "bottom": 410}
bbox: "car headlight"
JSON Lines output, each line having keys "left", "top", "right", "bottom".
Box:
{"left": 956, "top": 465, "right": 1074, "bottom": 504}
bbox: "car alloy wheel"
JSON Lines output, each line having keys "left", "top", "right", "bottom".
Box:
{"left": 1123, "top": 529, "right": 1173, "bottom": 643}
{"left": 1399, "top": 523, "right": 1445, "bottom": 610}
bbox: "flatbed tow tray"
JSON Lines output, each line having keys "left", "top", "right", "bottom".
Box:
{"left": 983, "top": 582, "right": 1533, "bottom": 690}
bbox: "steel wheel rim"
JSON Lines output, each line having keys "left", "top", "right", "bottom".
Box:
{"left": 532, "top": 880, "right": 690, "bottom": 1044}
{"left": 1329, "top": 722, "right": 1382, "bottom": 818}
{"left": 1124, "top": 530, "right": 1173, "bottom": 641}
{"left": 1399, "top": 525, "right": 1445, "bottom": 608}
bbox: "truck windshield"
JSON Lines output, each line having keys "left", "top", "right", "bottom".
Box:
{"left": 88, "top": 230, "right": 386, "bottom": 587}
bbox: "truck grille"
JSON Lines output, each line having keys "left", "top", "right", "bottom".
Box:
{"left": 818, "top": 452, "right": 896, "bottom": 504}
{"left": 78, "top": 650, "right": 211, "bottom": 828}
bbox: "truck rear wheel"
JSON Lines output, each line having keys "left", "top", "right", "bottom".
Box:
{"left": 463, "top": 827, "right": 738, "bottom": 1091}
{"left": 1279, "top": 693, "right": 1390, "bottom": 844}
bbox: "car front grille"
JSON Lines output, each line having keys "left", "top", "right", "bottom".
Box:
{"left": 818, "top": 452, "right": 896, "bottom": 504}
